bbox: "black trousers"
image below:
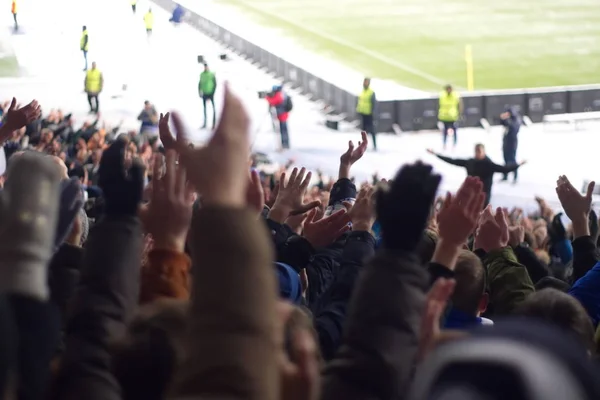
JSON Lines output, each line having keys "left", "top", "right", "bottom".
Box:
{"left": 87, "top": 94, "right": 99, "bottom": 113}
{"left": 132, "top": 4, "right": 136, "bottom": 13}
{"left": 502, "top": 139, "right": 518, "bottom": 181}
{"left": 202, "top": 94, "right": 216, "bottom": 127}
{"left": 359, "top": 113, "right": 377, "bottom": 150}
{"left": 12, "top": 13, "right": 17, "bottom": 30}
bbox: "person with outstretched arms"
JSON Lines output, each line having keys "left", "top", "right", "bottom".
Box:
{"left": 427, "top": 143, "right": 526, "bottom": 207}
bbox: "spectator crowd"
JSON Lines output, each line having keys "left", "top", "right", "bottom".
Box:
{"left": 0, "top": 85, "right": 599, "bottom": 400}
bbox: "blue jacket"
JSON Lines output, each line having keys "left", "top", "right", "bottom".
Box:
{"left": 569, "top": 261, "right": 600, "bottom": 327}
{"left": 502, "top": 106, "right": 521, "bottom": 142}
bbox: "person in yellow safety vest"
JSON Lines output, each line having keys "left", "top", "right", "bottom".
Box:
{"left": 131, "top": 0, "right": 137, "bottom": 14}
{"left": 144, "top": 8, "right": 154, "bottom": 38}
{"left": 81, "top": 26, "right": 89, "bottom": 71}
{"left": 11, "top": 0, "right": 17, "bottom": 31}
{"left": 438, "top": 84, "right": 463, "bottom": 150}
{"left": 356, "top": 77, "right": 378, "bottom": 151}
{"left": 84, "top": 62, "right": 103, "bottom": 114}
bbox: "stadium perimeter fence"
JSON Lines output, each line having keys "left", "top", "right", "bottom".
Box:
{"left": 152, "top": 0, "right": 600, "bottom": 133}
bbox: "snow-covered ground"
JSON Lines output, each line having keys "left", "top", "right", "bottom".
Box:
{"left": 1, "top": 0, "right": 598, "bottom": 214}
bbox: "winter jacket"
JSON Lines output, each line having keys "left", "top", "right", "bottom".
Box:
{"left": 321, "top": 249, "right": 429, "bottom": 400}
{"left": 169, "top": 207, "right": 279, "bottom": 400}
{"left": 52, "top": 215, "right": 143, "bottom": 400}
{"left": 139, "top": 249, "right": 191, "bottom": 305}
{"left": 266, "top": 91, "right": 289, "bottom": 122}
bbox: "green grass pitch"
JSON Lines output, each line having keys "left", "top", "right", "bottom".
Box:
{"left": 219, "top": 0, "right": 600, "bottom": 91}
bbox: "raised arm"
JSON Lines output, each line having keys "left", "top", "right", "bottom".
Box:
{"left": 427, "top": 149, "right": 468, "bottom": 167}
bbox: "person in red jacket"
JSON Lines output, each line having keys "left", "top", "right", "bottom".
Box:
{"left": 266, "top": 85, "right": 290, "bottom": 150}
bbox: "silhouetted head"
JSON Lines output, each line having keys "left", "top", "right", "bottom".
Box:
{"left": 203, "top": 63, "right": 209, "bottom": 71}
{"left": 82, "top": 25, "right": 87, "bottom": 31}
{"left": 445, "top": 84, "right": 453, "bottom": 94}
{"left": 91, "top": 61, "right": 97, "bottom": 70}
{"left": 363, "top": 78, "right": 371, "bottom": 89}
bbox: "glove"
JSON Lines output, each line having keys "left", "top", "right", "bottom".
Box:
{"left": 376, "top": 162, "right": 441, "bottom": 253}
{"left": 0, "top": 152, "right": 62, "bottom": 300}
{"left": 548, "top": 213, "right": 567, "bottom": 243}
{"left": 98, "top": 138, "right": 145, "bottom": 217}
{"left": 54, "top": 178, "right": 84, "bottom": 249}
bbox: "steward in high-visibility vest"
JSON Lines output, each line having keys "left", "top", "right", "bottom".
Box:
{"left": 144, "top": 9, "right": 154, "bottom": 34}
{"left": 438, "top": 84, "right": 462, "bottom": 149}
{"left": 85, "top": 65, "right": 103, "bottom": 94}
{"left": 356, "top": 77, "right": 378, "bottom": 150}
{"left": 81, "top": 26, "right": 89, "bottom": 70}
{"left": 131, "top": 0, "right": 137, "bottom": 13}
{"left": 85, "top": 62, "right": 103, "bottom": 113}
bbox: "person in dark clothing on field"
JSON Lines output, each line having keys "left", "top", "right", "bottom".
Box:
{"left": 500, "top": 106, "right": 521, "bottom": 183}
{"left": 427, "top": 144, "right": 526, "bottom": 207}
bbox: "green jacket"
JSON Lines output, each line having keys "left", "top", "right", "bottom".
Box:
{"left": 484, "top": 247, "right": 534, "bottom": 315}
{"left": 199, "top": 71, "right": 216, "bottom": 96}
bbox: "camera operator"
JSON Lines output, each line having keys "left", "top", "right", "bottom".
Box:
{"left": 266, "top": 85, "right": 291, "bottom": 150}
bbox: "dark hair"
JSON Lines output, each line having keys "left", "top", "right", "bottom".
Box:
{"left": 451, "top": 250, "right": 486, "bottom": 315}
{"left": 112, "top": 300, "right": 188, "bottom": 400}
{"left": 515, "top": 288, "right": 595, "bottom": 352}
{"left": 475, "top": 143, "right": 485, "bottom": 150}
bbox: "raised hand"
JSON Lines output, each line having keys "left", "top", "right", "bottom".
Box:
{"left": 169, "top": 84, "right": 250, "bottom": 208}
{"left": 376, "top": 162, "right": 441, "bottom": 253}
{"left": 347, "top": 185, "right": 376, "bottom": 232}
{"left": 417, "top": 278, "right": 456, "bottom": 361}
{"left": 98, "top": 138, "right": 146, "bottom": 216}
{"left": 340, "top": 131, "right": 368, "bottom": 166}
{"left": 437, "top": 177, "right": 485, "bottom": 246}
{"left": 339, "top": 131, "right": 368, "bottom": 179}
{"left": 508, "top": 225, "right": 525, "bottom": 247}
{"left": 473, "top": 206, "right": 509, "bottom": 252}
{"left": 270, "top": 167, "right": 320, "bottom": 223}
{"left": 302, "top": 209, "right": 350, "bottom": 248}
{"left": 139, "top": 151, "right": 195, "bottom": 252}
{"left": 158, "top": 112, "right": 176, "bottom": 150}
{"left": 0, "top": 98, "right": 41, "bottom": 143}
{"left": 556, "top": 175, "right": 594, "bottom": 221}
{"left": 246, "top": 169, "right": 265, "bottom": 215}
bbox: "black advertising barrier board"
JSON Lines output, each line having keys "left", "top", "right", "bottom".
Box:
{"left": 267, "top": 52, "right": 277, "bottom": 73}
{"left": 275, "top": 57, "right": 285, "bottom": 79}
{"left": 569, "top": 89, "right": 600, "bottom": 113}
{"left": 460, "top": 96, "right": 483, "bottom": 128}
{"left": 484, "top": 94, "right": 527, "bottom": 125}
{"left": 526, "top": 92, "right": 568, "bottom": 123}
{"left": 298, "top": 69, "right": 310, "bottom": 95}
{"left": 376, "top": 101, "right": 396, "bottom": 133}
{"left": 344, "top": 91, "right": 357, "bottom": 119}
{"left": 330, "top": 85, "right": 345, "bottom": 112}
{"left": 398, "top": 98, "right": 438, "bottom": 132}
{"left": 259, "top": 47, "right": 268, "bottom": 68}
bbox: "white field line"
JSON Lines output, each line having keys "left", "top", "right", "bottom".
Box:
{"left": 230, "top": 0, "right": 453, "bottom": 88}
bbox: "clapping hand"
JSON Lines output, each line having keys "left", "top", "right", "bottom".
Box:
{"left": 139, "top": 151, "right": 195, "bottom": 252}
{"left": 473, "top": 206, "right": 509, "bottom": 252}
{"left": 339, "top": 131, "right": 368, "bottom": 179}
{"left": 433, "top": 177, "right": 485, "bottom": 269}
{"left": 0, "top": 98, "right": 41, "bottom": 144}
{"left": 347, "top": 185, "right": 376, "bottom": 232}
{"left": 556, "top": 175, "right": 594, "bottom": 238}
{"left": 269, "top": 167, "right": 320, "bottom": 224}
{"left": 169, "top": 84, "right": 250, "bottom": 208}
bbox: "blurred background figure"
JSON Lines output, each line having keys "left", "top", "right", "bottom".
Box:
{"left": 80, "top": 26, "right": 89, "bottom": 71}
{"left": 131, "top": 0, "right": 137, "bottom": 14}
{"left": 198, "top": 63, "right": 217, "bottom": 129}
{"left": 356, "top": 77, "right": 378, "bottom": 151}
{"left": 84, "top": 62, "right": 103, "bottom": 114}
{"left": 500, "top": 106, "right": 522, "bottom": 183}
{"left": 438, "top": 84, "right": 462, "bottom": 150}
{"left": 266, "top": 85, "right": 292, "bottom": 151}
{"left": 11, "top": 0, "right": 18, "bottom": 31}
{"left": 144, "top": 8, "right": 154, "bottom": 38}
